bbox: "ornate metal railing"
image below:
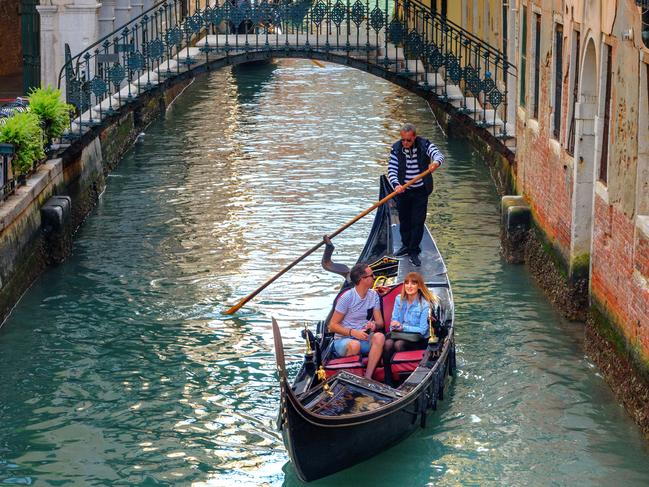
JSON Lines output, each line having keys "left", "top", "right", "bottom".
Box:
{"left": 398, "top": 0, "right": 515, "bottom": 132}
{"left": 58, "top": 0, "right": 185, "bottom": 120}
{"left": 0, "top": 99, "right": 30, "bottom": 201}
{"left": 58, "top": 0, "right": 516, "bottom": 139}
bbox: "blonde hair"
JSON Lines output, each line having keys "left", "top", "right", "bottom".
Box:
{"left": 400, "top": 272, "right": 439, "bottom": 305}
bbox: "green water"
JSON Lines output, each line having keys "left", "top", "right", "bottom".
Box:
{"left": 1, "top": 60, "right": 648, "bottom": 486}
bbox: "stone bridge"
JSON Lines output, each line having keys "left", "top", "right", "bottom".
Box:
{"left": 59, "top": 0, "right": 516, "bottom": 151}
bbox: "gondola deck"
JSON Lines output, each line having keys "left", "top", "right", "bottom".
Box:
{"left": 303, "top": 372, "right": 402, "bottom": 415}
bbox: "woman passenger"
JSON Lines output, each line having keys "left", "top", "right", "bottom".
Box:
{"left": 383, "top": 271, "right": 440, "bottom": 386}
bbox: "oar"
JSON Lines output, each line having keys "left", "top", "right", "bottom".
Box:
{"left": 223, "top": 166, "right": 437, "bottom": 315}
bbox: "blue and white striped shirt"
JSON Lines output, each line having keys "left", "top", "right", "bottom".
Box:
{"left": 387, "top": 139, "right": 444, "bottom": 190}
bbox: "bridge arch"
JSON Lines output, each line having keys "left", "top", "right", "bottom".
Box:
{"left": 59, "top": 0, "right": 515, "bottom": 154}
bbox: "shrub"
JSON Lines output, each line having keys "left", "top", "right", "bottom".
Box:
{"left": 28, "top": 86, "right": 74, "bottom": 142}
{"left": 0, "top": 111, "right": 45, "bottom": 176}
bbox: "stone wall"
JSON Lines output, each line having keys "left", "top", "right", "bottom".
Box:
{"left": 500, "top": 1, "right": 649, "bottom": 352}
{"left": 0, "top": 0, "right": 23, "bottom": 77}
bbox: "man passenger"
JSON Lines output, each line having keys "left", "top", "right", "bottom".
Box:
{"left": 329, "top": 263, "right": 385, "bottom": 380}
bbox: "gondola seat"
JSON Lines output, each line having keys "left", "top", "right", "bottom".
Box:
{"left": 370, "top": 349, "right": 425, "bottom": 382}
{"left": 322, "top": 284, "right": 423, "bottom": 381}
{"left": 323, "top": 355, "right": 364, "bottom": 378}
{"left": 323, "top": 349, "right": 426, "bottom": 381}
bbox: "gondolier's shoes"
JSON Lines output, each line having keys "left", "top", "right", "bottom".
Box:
{"left": 394, "top": 246, "right": 409, "bottom": 257}
{"left": 409, "top": 254, "right": 421, "bottom": 266}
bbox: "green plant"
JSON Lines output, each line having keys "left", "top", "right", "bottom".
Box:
{"left": 0, "top": 111, "right": 45, "bottom": 176}
{"left": 28, "top": 86, "right": 74, "bottom": 142}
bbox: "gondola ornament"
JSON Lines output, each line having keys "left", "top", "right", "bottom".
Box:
{"left": 316, "top": 366, "right": 333, "bottom": 396}
{"left": 428, "top": 304, "right": 439, "bottom": 344}
{"left": 304, "top": 323, "right": 313, "bottom": 357}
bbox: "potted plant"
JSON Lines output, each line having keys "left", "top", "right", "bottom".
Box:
{"left": 0, "top": 111, "right": 45, "bottom": 183}
{"left": 28, "top": 86, "right": 74, "bottom": 149}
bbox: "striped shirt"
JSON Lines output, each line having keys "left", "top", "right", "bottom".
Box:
{"left": 387, "top": 139, "right": 444, "bottom": 190}
{"left": 333, "top": 288, "right": 380, "bottom": 339}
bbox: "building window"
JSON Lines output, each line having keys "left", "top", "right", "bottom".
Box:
{"left": 553, "top": 24, "right": 563, "bottom": 139}
{"left": 599, "top": 44, "right": 612, "bottom": 185}
{"left": 642, "top": 7, "right": 649, "bottom": 49}
{"left": 567, "top": 30, "right": 580, "bottom": 155}
{"left": 519, "top": 6, "right": 527, "bottom": 107}
{"left": 532, "top": 13, "right": 541, "bottom": 119}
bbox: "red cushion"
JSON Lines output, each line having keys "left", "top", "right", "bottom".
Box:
{"left": 324, "top": 355, "right": 362, "bottom": 368}
{"left": 392, "top": 349, "right": 425, "bottom": 363}
{"left": 325, "top": 367, "right": 364, "bottom": 378}
{"left": 372, "top": 367, "right": 386, "bottom": 381}
{"left": 373, "top": 350, "right": 425, "bottom": 381}
{"left": 381, "top": 284, "right": 403, "bottom": 326}
{"left": 324, "top": 354, "right": 364, "bottom": 378}
{"left": 391, "top": 361, "right": 419, "bottom": 375}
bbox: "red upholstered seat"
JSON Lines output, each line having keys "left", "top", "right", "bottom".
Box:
{"left": 392, "top": 349, "right": 425, "bottom": 363}
{"left": 323, "top": 355, "right": 364, "bottom": 378}
{"left": 380, "top": 283, "right": 403, "bottom": 325}
{"left": 390, "top": 349, "right": 425, "bottom": 376}
{"left": 371, "top": 349, "right": 425, "bottom": 382}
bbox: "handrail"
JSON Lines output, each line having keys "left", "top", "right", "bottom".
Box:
{"left": 405, "top": 0, "right": 516, "bottom": 74}
{"left": 57, "top": 0, "right": 175, "bottom": 90}
{"left": 58, "top": 0, "right": 518, "bottom": 141}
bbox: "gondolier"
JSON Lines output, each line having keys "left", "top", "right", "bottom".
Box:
{"left": 388, "top": 123, "right": 444, "bottom": 266}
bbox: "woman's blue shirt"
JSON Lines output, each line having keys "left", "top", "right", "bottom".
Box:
{"left": 391, "top": 295, "right": 430, "bottom": 336}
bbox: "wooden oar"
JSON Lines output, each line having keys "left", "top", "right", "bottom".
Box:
{"left": 223, "top": 166, "right": 437, "bottom": 315}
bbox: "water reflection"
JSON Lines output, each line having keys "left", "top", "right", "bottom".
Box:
{"left": 0, "top": 60, "right": 648, "bottom": 486}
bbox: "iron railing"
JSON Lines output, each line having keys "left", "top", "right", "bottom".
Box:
{"left": 58, "top": 0, "right": 516, "bottom": 139}
{"left": 0, "top": 99, "right": 30, "bottom": 201}
{"left": 400, "top": 0, "right": 516, "bottom": 131}
{"left": 58, "top": 0, "right": 186, "bottom": 121}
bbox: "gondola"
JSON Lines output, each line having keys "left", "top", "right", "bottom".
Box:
{"left": 272, "top": 175, "right": 456, "bottom": 482}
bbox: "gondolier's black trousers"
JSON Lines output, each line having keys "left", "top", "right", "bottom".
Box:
{"left": 396, "top": 186, "right": 428, "bottom": 256}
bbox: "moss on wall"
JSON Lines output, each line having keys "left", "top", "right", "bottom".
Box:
{"left": 585, "top": 303, "right": 649, "bottom": 439}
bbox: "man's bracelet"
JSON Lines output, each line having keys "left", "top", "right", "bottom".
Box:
{"left": 348, "top": 328, "right": 352, "bottom": 337}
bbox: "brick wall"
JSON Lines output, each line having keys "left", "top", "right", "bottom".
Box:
{"left": 514, "top": 5, "right": 574, "bottom": 259}
{"left": 0, "top": 0, "right": 23, "bottom": 77}
{"left": 515, "top": 121, "right": 574, "bottom": 258}
{"left": 591, "top": 196, "right": 649, "bottom": 357}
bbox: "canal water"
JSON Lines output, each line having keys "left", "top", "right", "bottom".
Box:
{"left": 1, "top": 60, "right": 649, "bottom": 486}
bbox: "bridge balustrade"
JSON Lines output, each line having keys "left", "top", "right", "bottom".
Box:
{"left": 57, "top": 0, "right": 516, "bottom": 142}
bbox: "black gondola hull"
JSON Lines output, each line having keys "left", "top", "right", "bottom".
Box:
{"left": 272, "top": 176, "right": 456, "bottom": 482}
{"left": 279, "top": 347, "right": 453, "bottom": 482}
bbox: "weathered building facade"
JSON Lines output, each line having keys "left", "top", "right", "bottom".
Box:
{"left": 442, "top": 0, "right": 649, "bottom": 404}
